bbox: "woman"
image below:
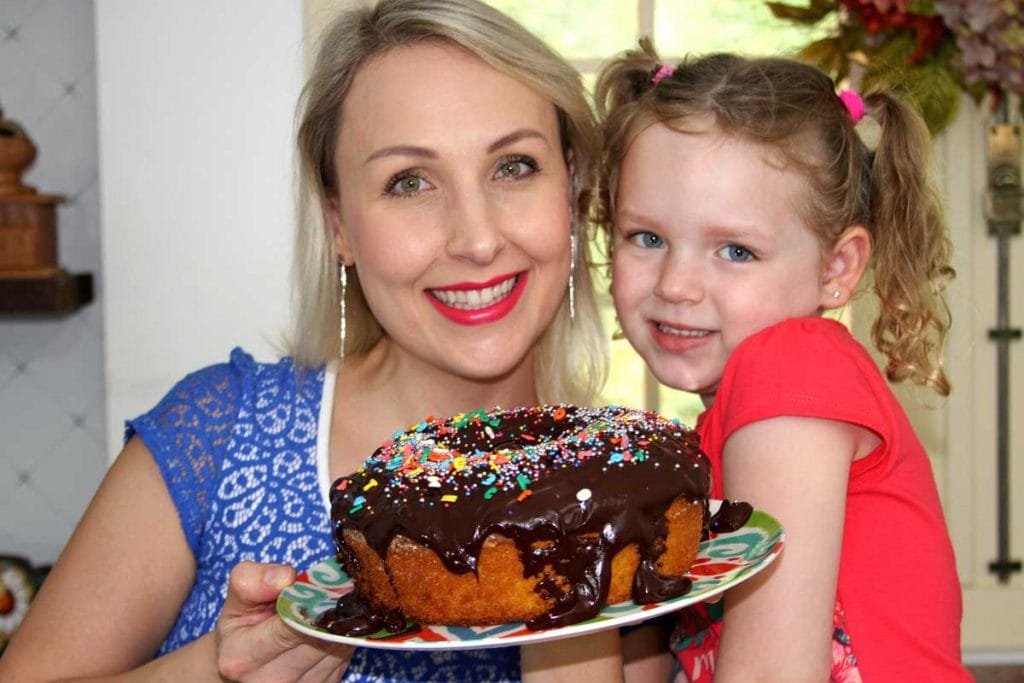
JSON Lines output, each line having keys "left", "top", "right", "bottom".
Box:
{"left": 0, "top": 1, "right": 616, "bottom": 680}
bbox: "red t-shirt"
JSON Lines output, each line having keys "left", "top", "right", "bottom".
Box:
{"left": 673, "top": 317, "right": 969, "bottom": 682}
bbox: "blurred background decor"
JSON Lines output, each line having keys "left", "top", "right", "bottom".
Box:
{"left": 765, "top": 0, "right": 1023, "bottom": 135}
{"left": 0, "top": 102, "right": 92, "bottom": 314}
{"left": 0, "top": 555, "right": 50, "bottom": 656}
{"left": 0, "top": 104, "right": 37, "bottom": 196}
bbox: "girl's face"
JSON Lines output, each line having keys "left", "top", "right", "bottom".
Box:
{"left": 612, "top": 122, "right": 834, "bottom": 405}
{"left": 328, "top": 42, "right": 572, "bottom": 384}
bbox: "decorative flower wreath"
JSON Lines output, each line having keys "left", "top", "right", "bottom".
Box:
{"left": 767, "top": 0, "right": 1023, "bottom": 134}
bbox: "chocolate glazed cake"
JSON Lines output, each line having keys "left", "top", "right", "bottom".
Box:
{"left": 318, "top": 404, "right": 722, "bottom": 636}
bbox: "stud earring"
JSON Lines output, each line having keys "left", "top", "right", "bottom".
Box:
{"left": 339, "top": 262, "right": 348, "bottom": 361}
{"left": 569, "top": 232, "right": 576, "bottom": 321}
{"left": 832, "top": 289, "right": 842, "bottom": 300}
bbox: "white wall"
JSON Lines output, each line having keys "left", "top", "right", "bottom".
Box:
{"left": 96, "top": 1, "right": 303, "bottom": 452}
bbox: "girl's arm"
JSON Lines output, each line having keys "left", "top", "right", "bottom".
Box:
{"left": 0, "top": 437, "right": 351, "bottom": 682}
{"left": 713, "top": 415, "right": 874, "bottom": 683}
{"left": 521, "top": 630, "right": 624, "bottom": 683}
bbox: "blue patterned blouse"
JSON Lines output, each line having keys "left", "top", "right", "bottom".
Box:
{"left": 126, "top": 348, "right": 520, "bottom": 681}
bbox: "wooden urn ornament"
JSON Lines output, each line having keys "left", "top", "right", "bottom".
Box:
{"left": 0, "top": 111, "right": 37, "bottom": 196}
{"left": 0, "top": 104, "right": 92, "bottom": 313}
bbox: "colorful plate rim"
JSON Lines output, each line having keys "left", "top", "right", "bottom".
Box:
{"left": 277, "top": 501, "right": 784, "bottom": 651}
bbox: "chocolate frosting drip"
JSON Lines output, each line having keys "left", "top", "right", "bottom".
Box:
{"left": 709, "top": 500, "right": 753, "bottom": 534}
{"left": 317, "top": 591, "right": 406, "bottom": 637}
{"left": 322, "top": 405, "right": 712, "bottom": 633}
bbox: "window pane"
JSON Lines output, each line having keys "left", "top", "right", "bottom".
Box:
{"left": 655, "top": 0, "right": 834, "bottom": 57}
{"left": 488, "top": 0, "right": 639, "bottom": 60}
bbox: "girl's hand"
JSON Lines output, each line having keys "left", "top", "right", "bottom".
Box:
{"left": 216, "top": 561, "right": 354, "bottom": 682}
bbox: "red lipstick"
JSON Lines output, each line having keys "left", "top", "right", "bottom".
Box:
{"left": 427, "top": 272, "right": 527, "bottom": 326}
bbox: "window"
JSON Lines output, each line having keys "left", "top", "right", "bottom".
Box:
{"left": 488, "top": 0, "right": 829, "bottom": 425}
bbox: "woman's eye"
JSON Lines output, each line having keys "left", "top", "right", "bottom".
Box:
{"left": 495, "top": 156, "right": 538, "bottom": 180}
{"left": 717, "top": 244, "right": 754, "bottom": 262}
{"left": 386, "top": 172, "right": 432, "bottom": 197}
{"left": 629, "top": 232, "right": 664, "bottom": 249}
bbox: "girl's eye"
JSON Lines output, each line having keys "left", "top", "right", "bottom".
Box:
{"left": 386, "top": 172, "right": 433, "bottom": 197}
{"left": 495, "top": 155, "right": 538, "bottom": 180}
{"left": 717, "top": 244, "right": 755, "bottom": 262}
{"left": 628, "top": 231, "right": 664, "bottom": 249}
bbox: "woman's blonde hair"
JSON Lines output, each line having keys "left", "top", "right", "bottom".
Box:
{"left": 595, "top": 44, "right": 954, "bottom": 396}
{"left": 290, "top": 0, "right": 606, "bottom": 404}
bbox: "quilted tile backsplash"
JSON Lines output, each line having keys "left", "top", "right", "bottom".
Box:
{"left": 0, "top": 0, "right": 106, "bottom": 565}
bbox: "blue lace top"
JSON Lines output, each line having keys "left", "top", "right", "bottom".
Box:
{"left": 126, "top": 348, "right": 520, "bottom": 681}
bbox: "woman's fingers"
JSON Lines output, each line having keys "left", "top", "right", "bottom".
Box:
{"left": 223, "top": 561, "right": 295, "bottom": 625}
{"left": 297, "top": 644, "right": 355, "bottom": 682}
{"left": 217, "top": 561, "right": 354, "bottom": 681}
{"left": 240, "top": 640, "right": 353, "bottom": 683}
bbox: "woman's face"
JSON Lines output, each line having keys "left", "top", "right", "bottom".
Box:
{"left": 328, "top": 41, "right": 572, "bottom": 384}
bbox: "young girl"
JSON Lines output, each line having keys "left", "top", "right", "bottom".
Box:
{"left": 596, "top": 46, "right": 971, "bottom": 682}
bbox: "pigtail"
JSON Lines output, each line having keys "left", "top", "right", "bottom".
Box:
{"left": 594, "top": 37, "right": 662, "bottom": 119}
{"left": 593, "top": 39, "right": 667, "bottom": 253}
{"left": 864, "top": 91, "right": 955, "bottom": 396}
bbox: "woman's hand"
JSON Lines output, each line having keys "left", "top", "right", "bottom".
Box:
{"left": 215, "top": 562, "right": 354, "bottom": 682}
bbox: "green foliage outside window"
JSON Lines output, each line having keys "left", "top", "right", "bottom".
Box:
{"left": 487, "top": 0, "right": 639, "bottom": 59}
{"left": 492, "top": 0, "right": 831, "bottom": 62}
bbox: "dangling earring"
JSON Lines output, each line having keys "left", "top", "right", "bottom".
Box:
{"left": 568, "top": 231, "right": 576, "bottom": 321}
{"left": 338, "top": 262, "right": 348, "bottom": 362}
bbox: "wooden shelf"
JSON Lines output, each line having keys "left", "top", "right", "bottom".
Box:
{"left": 0, "top": 271, "right": 93, "bottom": 314}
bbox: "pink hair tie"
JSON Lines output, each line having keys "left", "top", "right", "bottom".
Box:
{"left": 651, "top": 64, "right": 675, "bottom": 86}
{"left": 838, "top": 89, "right": 865, "bottom": 123}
